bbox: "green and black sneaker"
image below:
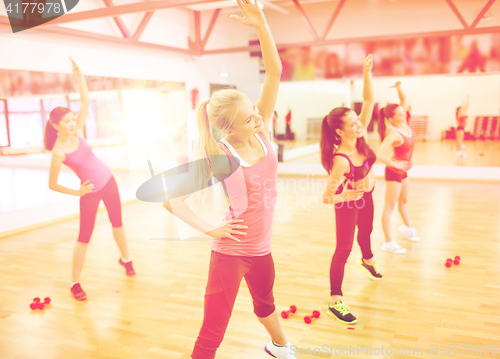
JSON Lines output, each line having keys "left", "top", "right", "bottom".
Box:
{"left": 356, "top": 258, "right": 383, "bottom": 280}
{"left": 328, "top": 301, "right": 357, "bottom": 324}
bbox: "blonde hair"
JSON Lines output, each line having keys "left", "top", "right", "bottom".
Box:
{"left": 193, "top": 89, "right": 246, "bottom": 201}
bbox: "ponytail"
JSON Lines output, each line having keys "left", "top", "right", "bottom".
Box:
{"left": 44, "top": 121, "right": 58, "bottom": 150}
{"left": 378, "top": 104, "right": 399, "bottom": 141}
{"left": 193, "top": 89, "right": 246, "bottom": 201}
{"left": 320, "top": 107, "right": 349, "bottom": 174}
{"left": 378, "top": 107, "right": 387, "bottom": 141}
{"left": 44, "top": 107, "right": 72, "bottom": 150}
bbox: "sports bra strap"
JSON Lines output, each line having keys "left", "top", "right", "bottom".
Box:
{"left": 333, "top": 153, "right": 354, "bottom": 169}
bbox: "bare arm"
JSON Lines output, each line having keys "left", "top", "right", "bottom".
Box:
{"left": 48, "top": 149, "right": 93, "bottom": 196}
{"left": 322, "top": 157, "right": 363, "bottom": 204}
{"left": 462, "top": 95, "right": 469, "bottom": 113}
{"left": 358, "top": 54, "right": 375, "bottom": 131}
{"left": 376, "top": 129, "right": 409, "bottom": 171}
{"left": 70, "top": 58, "right": 89, "bottom": 136}
{"left": 162, "top": 155, "right": 246, "bottom": 242}
{"left": 390, "top": 81, "right": 408, "bottom": 112}
{"left": 231, "top": 0, "right": 282, "bottom": 142}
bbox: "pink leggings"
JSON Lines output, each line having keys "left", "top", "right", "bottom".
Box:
{"left": 78, "top": 176, "right": 122, "bottom": 243}
{"left": 191, "top": 251, "right": 276, "bottom": 359}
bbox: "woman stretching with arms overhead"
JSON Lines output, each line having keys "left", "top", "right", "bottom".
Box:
{"left": 45, "top": 59, "right": 135, "bottom": 301}
{"left": 321, "top": 54, "right": 382, "bottom": 325}
{"left": 377, "top": 81, "right": 419, "bottom": 255}
{"left": 163, "top": 1, "right": 295, "bottom": 358}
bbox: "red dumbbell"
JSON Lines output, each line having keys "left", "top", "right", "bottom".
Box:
{"left": 455, "top": 256, "right": 461, "bottom": 261}
{"left": 445, "top": 258, "right": 452, "bottom": 267}
{"left": 37, "top": 302, "right": 45, "bottom": 310}
{"left": 30, "top": 302, "right": 38, "bottom": 310}
{"left": 33, "top": 297, "right": 41, "bottom": 303}
{"left": 304, "top": 310, "right": 320, "bottom": 324}
{"left": 453, "top": 259, "right": 460, "bottom": 265}
{"left": 281, "top": 305, "right": 297, "bottom": 319}
{"left": 44, "top": 297, "right": 51, "bottom": 305}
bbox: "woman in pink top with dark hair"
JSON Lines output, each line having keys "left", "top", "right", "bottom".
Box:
{"left": 45, "top": 59, "right": 135, "bottom": 302}
{"left": 162, "top": 1, "right": 294, "bottom": 358}
{"left": 377, "top": 82, "right": 419, "bottom": 255}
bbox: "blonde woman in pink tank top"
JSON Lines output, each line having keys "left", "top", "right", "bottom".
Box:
{"left": 377, "top": 82, "right": 420, "bottom": 255}
{"left": 162, "top": 1, "right": 295, "bottom": 358}
{"left": 44, "top": 59, "right": 135, "bottom": 302}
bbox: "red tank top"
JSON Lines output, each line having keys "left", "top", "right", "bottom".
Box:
{"left": 388, "top": 124, "right": 415, "bottom": 175}
{"left": 457, "top": 115, "right": 467, "bottom": 128}
{"left": 212, "top": 132, "right": 277, "bottom": 256}
{"left": 59, "top": 137, "right": 112, "bottom": 193}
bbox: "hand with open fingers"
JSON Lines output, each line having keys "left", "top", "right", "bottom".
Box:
{"left": 230, "top": 0, "right": 266, "bottom": 28}
{"left": 78, "top": 180, "right": 94, "bottom": 196}
{"left": 393, "top": 160, "right": 409, "bottom": 171}
{"left": 70, "top": 57, "right": 83, "bottom": 77}
{"left": 340, "top": 187, "right": 364, "bottom": 202}
{"left": 389, "top": 81, "right": 401, "bottom": 88}
{"left": 206, "top": 219, "right": 248, "bottom": 242}
{"left": 362, "top": 54, "right": 373, "bottom": 72}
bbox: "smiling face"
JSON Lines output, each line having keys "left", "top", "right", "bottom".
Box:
{"left": 387, "top": 105, "right": 406, "bottom": 126}
{"left": 53, "top": 112, "right": 76, "bottom": 136}
{"left": 336, "top": 110, "right": 363, "bottom": 140}
{"left": 229, "top": 96, "right": 263, "bottom": 138}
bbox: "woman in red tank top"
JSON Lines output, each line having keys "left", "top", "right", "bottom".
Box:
{"left": 455, "top": 96, "right": 469, "bottom": 158}
{"left": 44, "top": 59, "right": 135, "bottom": 302}
{"left": 162, "top": 2, "right": 295, "bottom": 358}
{"left": 377, "top": 82, "right": 419, "bottom": 255}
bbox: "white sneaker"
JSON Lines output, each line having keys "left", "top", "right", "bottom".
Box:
{"left": 381, "top": 240, "right": 407, "bottom": 254}
{"left": 265, "top": 341, "right": 296, "bottom": 359}
{"left": 456, "top": 151, "right": 463, "bottom": 157}
{"left": 398, "top": 225, "right": 420, "bottom": 242}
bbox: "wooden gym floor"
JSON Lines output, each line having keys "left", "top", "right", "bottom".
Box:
{"left": 1, "top": 178, "right": 499, "bottom": 359}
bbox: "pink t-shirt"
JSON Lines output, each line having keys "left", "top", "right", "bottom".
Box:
{"left": 212, "top": 132, "right": 278, "bottom": 257}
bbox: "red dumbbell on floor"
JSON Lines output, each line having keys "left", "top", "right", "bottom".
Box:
{"left": 281, "top": 305, "right": 297, "bottom": 319}
{"left": 304, "top": 310, "right": 320, "bottom": 324}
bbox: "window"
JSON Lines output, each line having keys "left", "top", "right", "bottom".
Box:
{"left": 7, "top": 98, "right": 43, "bottom": 148}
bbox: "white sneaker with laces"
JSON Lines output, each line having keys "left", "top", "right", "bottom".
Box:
{"left": 398, "top": 225, "right": 420, "bottom": 242}
{"left": 381, "top": 240, "right": 407, "bottom": 254}
{"left": 265, "top": 341, "right": 296, "bottom": 359}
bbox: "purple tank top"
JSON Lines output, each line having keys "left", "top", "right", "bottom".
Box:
{"left": 60, "top": 137, "right": 112, "bottom": 193}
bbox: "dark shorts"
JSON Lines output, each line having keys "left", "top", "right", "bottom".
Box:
{"left": 385, "top": 167, "right": 408, "bottom": 182}
{"left": 456, "top": 126, "right": 465, "bottom": 131}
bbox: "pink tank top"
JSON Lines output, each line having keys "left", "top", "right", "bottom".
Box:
{"left": 59, "top": 137, "right": 112, "bottom": 193}
{"left": 388, "top": 124, "right": 415, "bottom": 175}
{"left": 212, "top": 132, "right": 278, "bottom": 257}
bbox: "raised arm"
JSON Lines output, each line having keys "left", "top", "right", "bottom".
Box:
{"left": 389, "top": 81, "right": 408, "bottom": 112}
{"left": 70, "top": 58, "right": 89, "bottom": 137}
{"left": 357, "top": 54, "right": 375, "bottom": 130}
{"left": 462, "top": 95, "right": 469, "bottom": 113}
{"left": 376, "top": 130, "right": 409, "bottom": 171}
{"left": 231, "top": 0, "right": 282, "bottom": 141}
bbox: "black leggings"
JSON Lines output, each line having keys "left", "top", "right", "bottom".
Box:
{"left": 78, "top": 176, "right": 122, "bottom": 243}
{"left": 330, "top": 190, "right": 374, "bottom": 296}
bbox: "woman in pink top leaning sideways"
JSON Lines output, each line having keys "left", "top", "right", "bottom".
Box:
{"left": 162, "top": 1, "right": 295, "bottom": 358}
{"left": 45, "top": 59, "right": 135, "bottom": 302}
{"left": 377, "top": 81, "right": 420, "bottom": 255}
